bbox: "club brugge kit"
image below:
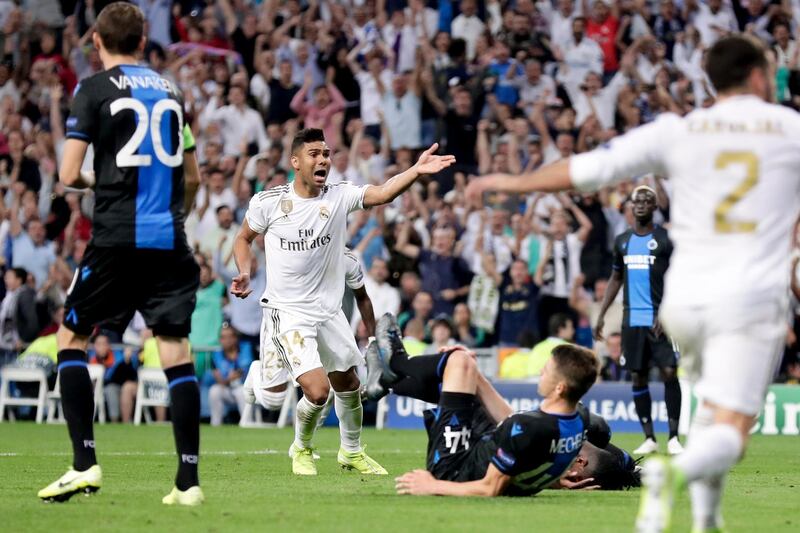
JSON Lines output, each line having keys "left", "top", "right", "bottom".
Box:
{"left": 424, "top": 394, "right": 592, "bottom": 496}
{"left": 613, "top": 226, "right": 676, "bottom": 371}
{"left": 62, "top": 64, "right": 199, "bottom": 337}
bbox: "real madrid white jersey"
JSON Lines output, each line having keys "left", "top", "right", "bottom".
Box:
{"left": 570, "top": 95, "right": 800, "bottom": 307}
{"left": 246, "top": 181, "right": 367, "bottom": 322}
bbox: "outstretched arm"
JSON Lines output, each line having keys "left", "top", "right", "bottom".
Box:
{"left": 362, "top": 143, "right": 455, "bottom": 207}
{"left": 354, "top": 286, "right": 376, "bottom": 337}
{"left": 465, "top": 116, "right": 674, "bottom": 203}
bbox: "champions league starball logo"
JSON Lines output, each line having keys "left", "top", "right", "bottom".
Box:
{"left": 647, "top": 239, "right": 658, "bottom": 251}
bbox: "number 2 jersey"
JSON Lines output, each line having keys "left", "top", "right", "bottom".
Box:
{"left": 571, "top": 96, "right": 800, "bottom": 309}
{"left": 65, "top": 64, "right": 195, "bottom": 251}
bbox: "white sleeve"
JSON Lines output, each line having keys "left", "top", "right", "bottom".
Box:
{"left": 570, "top": 113, "right": 679, "bottom": 192}
{"left": 245, "top": 194, "right": 270, "bottom": 233}
{"left": 337, "top": 181, "right": 368, "bottom": 213}
{"left": 344, "top": 250, "right": 366, "bottom": 290}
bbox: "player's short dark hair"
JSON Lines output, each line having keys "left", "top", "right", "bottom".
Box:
{"left": 291, "top": 128, "right": 325, "bottom": 155}
{"left": 95, "top": 2, "right": 145, "bottom": 56}
{"left": 551, "top": 344, "right": 598, "bottom": 403}
{"left": 584, "top": 443, "right": 641, "bottom": 490}
{"left": 705, "top": 35, "right": 767, "bottom": 94}
{"left": 548, "top": 313, "right": 572, "bottom": 337}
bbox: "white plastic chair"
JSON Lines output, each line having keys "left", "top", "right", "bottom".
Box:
{"left": 46, "top": 364, "right": 108, "bottom": 424}
{"left": 0, "top": 366, "right": 49, "bottom": 423}
{"left": 133, "top": 368, "right": 169, "bottom": 425}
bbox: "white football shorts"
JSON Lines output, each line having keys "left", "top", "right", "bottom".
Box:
{"left": 660, "top": 296, "right": 787, "bottom": 416}
{"left": 259, "top": 307, "right": 364, "bottom": 388}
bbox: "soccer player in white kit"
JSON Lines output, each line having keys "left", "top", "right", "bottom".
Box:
{"left": 243, "top": 250, "right": 377, "bottom": 418}
{"left": 466, "top": 36, "right": 800, "bottom": 532}
{"left": 231, "top": 128, "right": 455, "bottom": 475}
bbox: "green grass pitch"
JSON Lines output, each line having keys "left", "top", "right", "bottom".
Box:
{"left": 0, "top": 424, "right": 798, "bottom": 532}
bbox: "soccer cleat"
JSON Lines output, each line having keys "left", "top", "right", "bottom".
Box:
{"left": 38, "top": 465, "right": 102, "bottom": 502}
{"left": 635, "top": 457, "right": 678, "bottom": 533}
{"left": 667, "top": 436, "right": 684, "bottom": 455}
{"left": 288, "top": 442, "right": 318, "bottom": 475}
{"left": 634, "top": 438, "right": 659, "bottom": 455}
{"left": 375, "top": 313, "right": 402, "bottom": 384}
{"left": 162, "top": 485, "right": 204, "bottom": 506}
{"left": 364, "top": 338, "right": 389, "bottom": 401}
{"left": 243, "top": 360, "right": 260, "bottom": 405}
{"left": 338, "top": 446, "right": 388, "bottom": 475}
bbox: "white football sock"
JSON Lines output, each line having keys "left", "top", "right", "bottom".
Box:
{"left": 334, "top": 389, "right": 363, "bottom": 453}
{"left": 673, "top": 424, "right": 743, "bottom": 482}
{"left": 293, "top": 395, "right": 325, "bottom": 450}
{"left": 690, "top": 475, "right": 725, "bottom": 531}
{"left": 316, "top": 390, "right": 335, "bottom": 429}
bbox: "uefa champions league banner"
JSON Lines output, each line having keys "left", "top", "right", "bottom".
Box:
{"left": 383, "top": 381, "right": 670, "bottom": 433}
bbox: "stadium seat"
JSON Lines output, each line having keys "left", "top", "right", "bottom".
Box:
{"left": 134, "top": 368, "right": 169, "bottom": 425}
{"left": 239, "top": 385, "right": 297, "bottom": 429}
{"left": 0, "top": 367, "right": 49, "bottom": 423}
{"left": 46, "top": 364, "right": 108, "bottom": 424}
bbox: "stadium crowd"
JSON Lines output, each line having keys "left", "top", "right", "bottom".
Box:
{"left": 2, "top": 0, "right": 800, "bottom": 422}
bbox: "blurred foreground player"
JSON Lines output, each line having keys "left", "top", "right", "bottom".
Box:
{"left": 369, "top": 314, "right": 640, "bottom": 495}
{"left": 38, "top": 3, "right": 204, "bottom": 506}
{"left": 467, "top": 36, "right": 800, "bottom": 532}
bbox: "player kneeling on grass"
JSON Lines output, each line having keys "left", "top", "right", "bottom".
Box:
{"left": 367, "top": 314, "right": 639, "bottom": 496}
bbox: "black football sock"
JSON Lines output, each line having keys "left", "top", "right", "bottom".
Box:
{"left": 633, "top": 385, "right": 656, "bottom": 440}
{"left": 165, "top": 363, "right": 200, "bottom": 491}
{"left": 57, "top": 350, "right": 97, "bottom": 471}
{"left": 664, "top": 377, "right": 682, "bottom": 439}
{"left": 389, "top": 377, "right": 442, "bottom": 404}
{"left": 389, "top": 350, "right": 453, "bottom": 383}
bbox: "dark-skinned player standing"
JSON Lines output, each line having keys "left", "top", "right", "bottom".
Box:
{"left": 594, "top": 186, "right": 682, "bottom": 456}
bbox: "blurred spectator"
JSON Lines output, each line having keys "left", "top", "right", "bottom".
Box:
{"left": 0, "top": 267, "right": 37, "bottom": 360}
{"left": 499, "top": 313, "right": 574, "bottom": 378}
{"left": 402, "top": 318, "right": 429, "bottom": 357}
{"left": 209, "top": 326, "right": 250, "bottom": 426}
{"left": 190, "top": 263, "right": 226, "bottom": 350}
{"left": 599, "top": 332, "right": 628, "bottom": 381}
{"left": 89, "top": 334, "right": 138, "bottom": 423}
{"left": 425, "top": 313, "right": 457, "bottom": 354}
{"left": 497, "top": 259, "right": 539, "bottom": 347}
{"left": 396, "top": 222, "right": 473, "bottom": 317}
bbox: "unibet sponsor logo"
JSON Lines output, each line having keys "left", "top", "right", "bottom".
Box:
{"left": 623, "top": 254, "right": 656, "bottom": 270}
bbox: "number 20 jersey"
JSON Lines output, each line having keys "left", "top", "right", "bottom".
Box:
{"left": 66, "top": 64, "right": 195, "bottom": 251}
{"left": 570, "top": 96, "right": 800, "bottom": 308}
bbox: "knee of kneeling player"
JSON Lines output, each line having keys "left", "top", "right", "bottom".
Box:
{"left": 260, "top": 389, "right": 287, "bottom": 410}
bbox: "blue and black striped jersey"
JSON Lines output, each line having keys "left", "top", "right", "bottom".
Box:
{"left": 613, "top": 227, "right": 672, "bottom": 328}
{"left": 66, "top": 64, "right": 196, "bottom": 251}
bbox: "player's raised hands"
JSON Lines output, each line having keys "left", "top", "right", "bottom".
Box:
{"left": 395, "top": 469, "right": 437, "bottom": 495}
{"left": 230, "top": 273, "right": 252, "bottom": 299}
{"left": 413, "top": 143, "right": 456, "bottom": 176}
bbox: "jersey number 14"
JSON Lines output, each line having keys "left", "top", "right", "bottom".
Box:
{"left": 111, "top": 97, "right": 184, "bottom": 168}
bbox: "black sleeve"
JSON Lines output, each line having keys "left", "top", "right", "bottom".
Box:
{"left": 490, "top": 416, "right": 525, "bottom": 475}
{"left": 587, "top": 413, "right": 612, "bottom": 448}
{"left": 454, "top": 257, "right": 474, "bottom": 287}
{"left": 612, "top": 234, "right": 625, "bottom": 272}
{"left": 65, "top": 82, "right": 97, "bottom": 142}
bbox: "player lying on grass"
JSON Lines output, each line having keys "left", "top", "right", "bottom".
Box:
{"left": 367, "top": 313, "right": 639, "bottom": 496}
